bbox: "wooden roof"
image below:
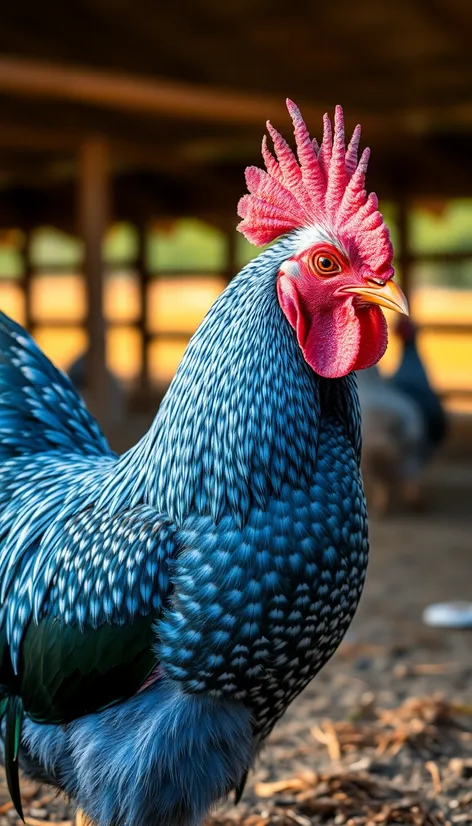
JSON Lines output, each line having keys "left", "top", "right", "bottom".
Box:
{"left": 0, "top": 0, "right": 472, "bottom": 227}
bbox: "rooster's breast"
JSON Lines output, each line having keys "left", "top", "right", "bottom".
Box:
{"left": 158, "top": 414, "right": 368, "bottom": 737}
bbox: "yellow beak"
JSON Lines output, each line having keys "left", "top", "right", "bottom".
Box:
{"left": 338, "top": 279, "right": 409, "bottom": 316}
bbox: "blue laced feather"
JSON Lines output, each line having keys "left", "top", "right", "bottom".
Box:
{"left": 0, "top": 313, "right": 108, "bottom": 457}
{"left": 21, "top": 680, "right": 253, "bottom": 826}
{"left": 0, "top": 315, "right": 177, "bottom": 666}
{"left": 0, "top": 235, "right": 368, "bottom": 826}
{"left": 5, "top": 504, "right": 176, "bottom": 656}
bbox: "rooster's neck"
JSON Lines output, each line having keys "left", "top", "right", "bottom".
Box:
{"left": 126, "top": 238, "right": 323, "bottom": 526}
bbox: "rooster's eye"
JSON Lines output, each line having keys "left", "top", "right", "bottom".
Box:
{"left": 311, "top": 253, "right": 341, "bottom": 276}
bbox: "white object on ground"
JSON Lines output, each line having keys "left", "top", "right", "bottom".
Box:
{"left": 423, "top": 601, "right": 472, "bottom": 629}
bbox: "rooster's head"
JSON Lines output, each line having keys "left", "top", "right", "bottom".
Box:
{"left": 237, "top": 101, "right": 408, "bottom": 379}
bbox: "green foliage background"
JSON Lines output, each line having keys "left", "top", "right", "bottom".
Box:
{"left": 0, "top": 201, "right": 472, "bottom": 287}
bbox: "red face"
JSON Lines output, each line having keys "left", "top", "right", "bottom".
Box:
{"left": 277, "top": 241, "right": 408, "bottom": 379}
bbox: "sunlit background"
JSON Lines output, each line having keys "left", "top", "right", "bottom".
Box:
{"left": 2, "top": 5, "right": 472, "bottom": 822}
{"left": 0, "top": 202, "right": 472, "bottom": 407}
{"left": 0, "top": 2, "right": 470, "bottom": 445}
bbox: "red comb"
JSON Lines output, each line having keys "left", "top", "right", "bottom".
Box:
{"left": 237, "top": 101, "right": 393, "bottom": 278}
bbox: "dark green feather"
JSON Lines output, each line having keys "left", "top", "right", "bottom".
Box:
{"left": 4, "top": 695, "right": 24, "bottom": 821}
{"left": 19, "top": 613, "right": 157, "bottom": 724}
{"left": 0, "top": 625, "right": 16, "bottom": 691}
{"left": 0, "top": 607, "right": 160, "bottom": 817}
{"left": 234, "top": 769, "right": 249, "bottom": 804}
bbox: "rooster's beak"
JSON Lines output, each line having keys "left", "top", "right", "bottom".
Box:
{"left": 337, "top": 279, "right": 409, "bottom": 316}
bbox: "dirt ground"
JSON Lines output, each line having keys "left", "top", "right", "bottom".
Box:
{"left": 1, "top": 454, "right": 472, "bottom": 826}
{"left": 219, "top": 455, "right": 472, "bottom": 825}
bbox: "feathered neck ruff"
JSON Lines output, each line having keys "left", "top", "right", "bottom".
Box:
{"left": 124, "top": 238, "right": 323, "bottom": 527}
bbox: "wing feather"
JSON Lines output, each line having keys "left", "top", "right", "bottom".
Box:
{"left": 0, "top": 504, "right": 177, "bottom": 724}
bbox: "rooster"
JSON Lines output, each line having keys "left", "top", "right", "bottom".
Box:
{"left": 0, "top": 102, "right": 407, "bottom": 826}
{"left": 356, "top": 365, "right": 426, "bottom": 513}
{"left": 391, "top": 317, "right": 447, "bottom": 453}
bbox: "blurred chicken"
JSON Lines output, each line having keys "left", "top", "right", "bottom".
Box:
{"left": 68, "top": 350, "right": 126, "bottom": 430}
{"left": 391, "top": 317, "right": 447, "bottom": 453}
{"left": 356, "top": 365, "right": 426, "bottom": 513}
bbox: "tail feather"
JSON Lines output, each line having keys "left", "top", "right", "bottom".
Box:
{"left": 0, "top": 316, "right": 117, "bottom": 821}
{"left": 2, "top": 695, "right": 24, "bottom": 821}
{"left": 22, "top": 680, "right": 254, "bottom": 826}
{"left": 0, "top": 312, "right": 110, "bottom": 459}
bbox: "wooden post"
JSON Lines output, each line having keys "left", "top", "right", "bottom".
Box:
{"left": 398, "top": 199, "right": 412, "bottom": 301}
{"left": 20, "top": 227, "right": 33, "bottom": 333}
{"left": 78, "top": 137, "right": 110, "bottom": 430}
{"left": 136, "top": 222, "right": 150, "bottom": 392}
{"left": 223, "top": 219, "right": 238, "bottom": 286}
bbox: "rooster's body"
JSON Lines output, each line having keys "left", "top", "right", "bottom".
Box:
{"left": 0, "top": 103, "right": 407, "bottom": 826}
{"left": 356, "top": 365, "right": 426, "bottom": 512}
{"left": 391, "top": 318, "right": 447, "bottom": 453}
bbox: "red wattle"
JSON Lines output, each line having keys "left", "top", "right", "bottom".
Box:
{"left": 352, "top": 305, "right": 388, "bottom": 371}
{"left": 300, "top": 300, "right": 361, "bottom": 379}
{"left": 277, "top": 276, "right": 388, "bottom": 379}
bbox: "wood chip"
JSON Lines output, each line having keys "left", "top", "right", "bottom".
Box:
{"left": 254, "top": 774, "right": 317, "bottom": 797}
{"left": 284, "top": 810, "right": 312, "bottom": 826}
{"left": 425, "top": 761, "right": 442, "bottom": 794}
{"left": 27, "top": 820, "right": 73, "bottom": 826}
{"left": 0, "top": 803, "right": 13, "bottom": 815}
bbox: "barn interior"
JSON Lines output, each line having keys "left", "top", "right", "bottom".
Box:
{"left": 0, "top": 0, "right": 471, "bottom": 449}
{"left": 1, "top": 5, "right": 472, "bottom": 825}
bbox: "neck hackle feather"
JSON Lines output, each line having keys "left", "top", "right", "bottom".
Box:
{"left": 237, "top": 100, "right": 393, "bottom": 279}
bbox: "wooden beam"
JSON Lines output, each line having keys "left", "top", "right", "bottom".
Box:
{"left": 223, "top": 223, "right": 238, "bottom": 285}
{"left": 0, "top": 121, "right": 194, "bottom": 180}
{"left": 0, "top": 56, "right": 472, "bottom": 139}
{"left": 20, "top": 228, "right": 33, "bottom": 333}
{"left": 397, "top": 200, "right": 412, "bottom": 301}
{"left": 136, "top": 222, "right": 150, "bottom": 392}
{"left": 419, "top": 323, "right": 472, "bottom": 335}
{"left": 0, "top": 124, "right": 79, "bottom": 152}
{"left": 413, "top": 0, "right": 472, "bottom": 58}
{"left": 0, "top": 56, "right": 326, "bottom": 128}
{"left": 408, "top": 249, "right": 472, "bottom": 265}
{"left": 78, "top": 137, "right": 110, "bottom": 431}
